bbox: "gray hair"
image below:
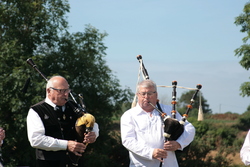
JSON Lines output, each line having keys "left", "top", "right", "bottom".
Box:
{"left": 136, "top": 80, "right": 157, "bottom": 93}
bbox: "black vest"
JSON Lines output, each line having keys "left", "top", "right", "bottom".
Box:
{"left": 31, "top": 100, "right": 79, "bottom": 164}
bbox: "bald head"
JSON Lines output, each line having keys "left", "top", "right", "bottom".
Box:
{"left": 46, "top": 76, "right": 70, "bottom": 106}
{"left": 46, "top": 76, "right": 68, "bottom": 89}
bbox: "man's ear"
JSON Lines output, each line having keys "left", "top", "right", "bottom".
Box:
{"left": 47, "top": 88, "right": 51, "bottom": 94}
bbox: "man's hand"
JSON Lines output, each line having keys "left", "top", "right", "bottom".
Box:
{"left": 152, "top": 148, "right": 167, "bottom": 162}
{"left": 83, "top": 131, "right": 96, "bottom": 144}
{"left": 67, "top": 140, "right": 86, "bottom": 156}
{"left": 164, "top": 141, "right": 181, "bottom": 151}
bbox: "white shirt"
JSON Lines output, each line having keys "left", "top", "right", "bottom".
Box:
{"left": 27, "top": 97, "right": 99, "bottom": 151}
{"left": 241, "top": 130, "right": 250, "bottom": 165}
{"left": 120, "top": 103, "right": 195, "bottom": 167}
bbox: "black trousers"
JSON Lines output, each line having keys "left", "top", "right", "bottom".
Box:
{"left": 36, "top": 157, "right": 83, "bottom": 167}
{"left": 36, "top": 160, "right": 60, "bottom": 167}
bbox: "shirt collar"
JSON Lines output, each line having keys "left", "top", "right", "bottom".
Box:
{"left": 45, "top": 97, "right": 57, "bottom": 110}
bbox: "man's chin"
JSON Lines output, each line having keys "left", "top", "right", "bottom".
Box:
{"left": 142, "top": 105, "right": 154, "bottom": 112}
{"left": 142, "top": 102, "right": 150, "bottom": 107}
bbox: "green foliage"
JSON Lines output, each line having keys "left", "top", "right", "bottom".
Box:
{"left": 177, "top": 90, "right": 212, "bottom": 115}
{"left": 176, "top": 118, "right": 243, "bottom": 167}
{"left": 189, "top": 118, "right": 209, "bottom": 138}
{"left": 234, "top": 2, "right": 250, "bottom": 97}
{"left": 234, "top": 109, "right": 250, "bottom": 131}
{"left": 239, "top": 81, "right": 250, "bottom": 97}
{"left": 0, "top": 1, "right": 71, "bottom": 166}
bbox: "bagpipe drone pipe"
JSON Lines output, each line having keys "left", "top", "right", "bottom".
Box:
{"left": 133, "top": 55, "right": 202, "bottom": 141}
{"left": 26, "top": 58, "right": 95, "bottom": 165}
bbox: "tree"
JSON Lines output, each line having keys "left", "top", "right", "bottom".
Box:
{"left": 177, "top": 90, "right": 212, "bottom": 118}
{"left": 40, "top": 26, "right": 133, "bottom": 166}
{"left": 235, "top": 105, "right": 250, "bottom": 131}
{"left": 234, "top": 2, "right": 250, "bottom": 97}
{"left": 0, "top": 1, "right": 70, "bottom": 166}
{"left": 176, "top": 117, "right": 241, "bottom": 167}
{"left": 0, "top": 1, "right": 132, "bottom": 166}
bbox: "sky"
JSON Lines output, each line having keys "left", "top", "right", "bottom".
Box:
{"left": 66, "top": 0, "right": 250, "bottom": 115}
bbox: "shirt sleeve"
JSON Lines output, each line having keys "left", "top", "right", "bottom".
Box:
{"left": 26, "top": 108, "right": 68, "bottom": 151}
{"left": 120, "top": 111, "right": 155, "bottom": 160}
{"left": 175, "top": 111, "right": 196, "bottom": 150}
{"left": 240, "top": 130, "right": 250, "bottom": 165}
{"left": 93, "top": 122, "right": 99, "bottom": 138}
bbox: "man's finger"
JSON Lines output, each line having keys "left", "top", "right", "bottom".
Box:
{"left": 74, "top": 151, "right": 83, "bottom": 156}
{"left": 157, "top": 158, "right": 164, "bottom": 162}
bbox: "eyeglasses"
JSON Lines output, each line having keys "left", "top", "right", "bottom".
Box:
{"left": 138, "top": 91, "right": 156, "bottom": 97}
{"left": 50, "top": 87, "right": 71, "bottom": 94}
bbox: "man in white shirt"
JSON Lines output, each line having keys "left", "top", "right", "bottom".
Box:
{"left": 27, "top": 76, "right": 99, "bottom": 167}
{"left": 120, "top": 80, "right": 195, "bottom": 167}
{"left": 240, "top": 130, "right": 250, "bottom": 165}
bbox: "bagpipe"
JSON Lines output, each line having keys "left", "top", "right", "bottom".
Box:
{"left": 26, "top": 58, "right": 95, "bottom": 165}
{"left": 133, "top": 55, "right": 202, "bottom": 141}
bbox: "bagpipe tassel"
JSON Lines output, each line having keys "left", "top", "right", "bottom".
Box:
{"left": 197, "top": 92, "right": 204, "bottom": 121}
{"left": 198, "top": 105, "right": 204, "bottom": 121}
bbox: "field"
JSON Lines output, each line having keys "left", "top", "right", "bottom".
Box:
{"left": 199, "top": 113, "right": 246, "bottom": 166}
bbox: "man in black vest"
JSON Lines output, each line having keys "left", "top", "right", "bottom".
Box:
{"left": 27, "top": 76, "right": 99, "bottom": 167}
